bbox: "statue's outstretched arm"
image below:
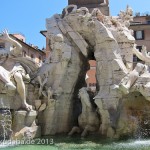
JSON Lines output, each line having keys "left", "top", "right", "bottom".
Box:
{"left": 1, "top": 29, "right": 22, "bottom": 53}
{"left": 132, "top": 45, "right": 150, "bottom": 62}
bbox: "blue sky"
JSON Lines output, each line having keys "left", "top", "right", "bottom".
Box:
{"left": 0, "top": 0, "right": 149, "bottom": 49}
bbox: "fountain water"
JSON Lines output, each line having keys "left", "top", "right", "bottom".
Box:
{"left": 0, "top": 98, "right": 12, "bottom": 141}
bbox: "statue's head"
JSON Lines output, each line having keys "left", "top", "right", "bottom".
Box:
{"left": 49, "top": 34, "right": 64, "bottom": 62}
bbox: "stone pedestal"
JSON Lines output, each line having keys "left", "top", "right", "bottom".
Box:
{"left": 12, "top": 126, "right": 41, "bottom": 140}
{"left": 12, "top": 111, "right": 37, "bottom": 132}
{"left": 12, "top": 110, "right": 41, "bottom": 140}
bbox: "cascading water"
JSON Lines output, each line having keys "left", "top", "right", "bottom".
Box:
{"left": 0, "top": 98, "right": 12, "bottom": 141}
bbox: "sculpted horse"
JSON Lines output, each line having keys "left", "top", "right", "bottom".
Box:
{"left": 68, "top": 87, "right": 100, "bottom": 137}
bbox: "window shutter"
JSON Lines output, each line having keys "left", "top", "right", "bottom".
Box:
{"left": 134, "top": 31, "right": 136, "bottom": 39}
{"left": 142, "top": 30, "right": 145, "bottom": 39}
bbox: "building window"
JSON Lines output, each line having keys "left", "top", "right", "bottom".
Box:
{"left": 134, "top": 30, "right": 144, "bottom": 40}
{"left": 147, "top": 21, "right": 150, "bottom": 24}
{"left": 133, "top": 55, "right": 137, "bottom": 62}
{"left": 89, "top": 83, "right": 96, "bottom": 87}
{"left": 93, "top": 83, "right": 96, "bottom": 86}
{"left": 23, "top": 51, "right": 26, "bottom": 57}
{"left": 31, "top": 54, "right": 35, "bottom": 62}
{"left": 39, "top": 56, "right": 42, "bottom": 63}
{"left": 90, "top": 66, "right": 96, "bottom": 70}
{"left": 0, "top": 43, "right": 5, "bottom": 49}
{"left": 136, "top": 46, "right": 142, "bottom": 51}
{"left": 133, "top": 46, "right": 142, "bottom": 62}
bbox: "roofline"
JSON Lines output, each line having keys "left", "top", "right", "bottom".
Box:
{"left": 130, "top": 23, "right": 150, "bottom": 26}
{"left": 40, "top": 30, "right": 47, "bottom": 37}
{"left": 10, "top": 34, "right": 45, "bottom": 54}
{"left": 134, "top": 15, "right": 150, "bottom": 18}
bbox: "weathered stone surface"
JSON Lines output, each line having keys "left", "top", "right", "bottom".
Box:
{"left": 1, "top": 4, "right": 150, "bottom": 141}
{"left": 116, "top": 92, "right": 150, "bottom": 138}
{"left": 13, "top": 126, "right": 41, "bottom": 140}
{"left": 38, "top": 5, "right": 150, "bottom": 138}
{"left": 38, "top": 103, "right": 46, "bottom": 112}
{"left": 12, "top": 111, "right": 37, "bottom": 132}
{"left": 35, "top": 100, "right": 41, "bottom": 110}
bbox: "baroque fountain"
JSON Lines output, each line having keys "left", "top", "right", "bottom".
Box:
{"left": 0, "top": 5, "right": 150, "bottom": 145}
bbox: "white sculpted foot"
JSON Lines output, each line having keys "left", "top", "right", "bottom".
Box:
{"left": 22, "top": 103, "right": 33, "bottom": 111}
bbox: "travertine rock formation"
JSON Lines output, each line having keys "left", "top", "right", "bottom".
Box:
{"left": 1, "top": 5, "right": 150, "bottom": 140}
{"left": 40, "top": 5, "right": 150, "bottom": 138}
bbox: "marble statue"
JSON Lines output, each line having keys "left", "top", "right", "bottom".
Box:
{"left": 68, "top": 87, "right": 100, "bottom": 137}
{"left": 118, "top": 5, "right": 133, "bottom": 27}
{"left": 37, "top": 33, "right": 71, "bottom": 98}
{"left": 117, "top": 63, "right": 147, "bottom": 95}
{"left": 133, "top": 44, "right": 150, "bottom": 63}
{"left": 36, "top": 5, "right": 150, "bottom": 138}
{"left": 0, "top": 30, "right": 40, "bottom": 140}
{"left": 0, "top": 30, "right": 32, "bottom": 111}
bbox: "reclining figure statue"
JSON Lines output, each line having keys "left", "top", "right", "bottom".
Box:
{"left": 0, "top": 29, "right": 32, "bottom": 111}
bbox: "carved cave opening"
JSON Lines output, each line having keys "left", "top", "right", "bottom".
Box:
{"left": 72, "top": 44, "right": 99, "bottom": 129}
{"left": 72, "top": 52, "right": 89, "bottom": 126}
